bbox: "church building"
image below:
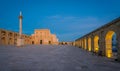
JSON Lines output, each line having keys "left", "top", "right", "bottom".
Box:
{"left": 30, "top": 29, "right": 58, "bottom": 45}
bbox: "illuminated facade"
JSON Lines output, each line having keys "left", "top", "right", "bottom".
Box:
{"left": 0, "top": 29, "right": 30, "bottom": 45}
{"left": 0, "top": 29, "right": 59, "bottom": 45}
{"left": 59, "top": 42, "right": 73, "bottom": 45}
{"left": 31, "top": 29, "right": 58, "bottom": 45}
{"left": 75, "top": 17, "right": 120, "bottom": 61}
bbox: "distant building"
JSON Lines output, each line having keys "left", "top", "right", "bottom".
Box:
{"left": 0, "top": 29, "right": 59, "bottom": 45}
{"left": 31, "top": 29, "right": 58, "bottom": 45}
{"left": 59, "top": 42, "right": 73, "bottom": 45}
{"left": 0, "top": 29, "right": 30, "bottom": 45}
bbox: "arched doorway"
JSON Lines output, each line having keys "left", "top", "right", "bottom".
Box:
{"left": 88, "top": 37, "right": 91, "bottom": 51}
{"left": 40, "top": 40, "right": 42, "bottom": 44}
{"left": 9, "top": 38, "right": 12, "bottom": 45}
{"left": 14, "top": 39, "right": 17, "bottom": 45}
{"left": 94, "top": 35, "right": 99, "bottom": 53}
{"left": 32, "top": 41, "right": 34, "bottom": 44}
{"left": 1, "top": 37, "right": 6, "bottom": 45}
{"left": 49, "top": 41, "right": 51, "bottom": 44}
{"left": 105, "top": 31, "right": 117, "bottom": 58}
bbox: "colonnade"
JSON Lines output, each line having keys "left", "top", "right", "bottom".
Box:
{"left": 75, "top": 17, "right": 120, "bottom": 61}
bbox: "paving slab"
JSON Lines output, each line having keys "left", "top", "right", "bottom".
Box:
{"left": 0, "top": 45, "right": 120, "bottom": 71}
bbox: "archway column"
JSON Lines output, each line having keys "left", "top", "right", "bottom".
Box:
{"left": 79, "top": 40, "right": 81, "bottom": 47}
{"left": 79, "top": 40, "right": 80, "bottom": 48}
{"left": 75, "top": 41, "right": 77, "bottom": 47}
{"left": 82, "top": 39, "right": 84, "bottom": 49}
{"left": 77, "top": 41, "right": 79, "bottom": 47}
{"left": 99, "top": 33, "right": 106, "bottom": 56}
{"left": 6, "top": 32, "right": 9, "bottom": 45}
{"left": 84, "top": 38, "right": 87, "bottom": 50}
{"left": 83, "top": 39, "right": 85, "bottom": 49}
{"left": 79, "top": 40, "right": 81, "bottom": 48}
{"left": 0, "top": 31, "right": 1, "bottom": 45}
{"left": 80, "top": 40, "right": 82, "bottom": 47}
{"left": 117, "top": 30, "right": 120, "bottom": 61}
{"left": 86, "top": 37, "right": 88, "bottom": 51}
{"left": 84, "top": 39, "right": 86, "bottom": 49}
{"left": 77, "top": 41, "right": 79, "bottom": 46}
{"left": 81, "top": 40, "right": 82, "bottom": 47}
{"left": 91, "top": 36, "right": 94, "bottom": 52}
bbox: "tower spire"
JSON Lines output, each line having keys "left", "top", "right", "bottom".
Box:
{"left": 20, "top": 11, "right": 22, "bottom": 16}
{"left": 19, "top": 11, "right": 23, "bottom": 19}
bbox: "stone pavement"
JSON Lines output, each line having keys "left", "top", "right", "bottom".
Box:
{"left": 0, "top": 45, "right": 120, "bottom": 71}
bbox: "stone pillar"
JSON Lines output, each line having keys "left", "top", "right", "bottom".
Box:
{"left": 86, "top": 37, "right": 88, "bottom": 51}
{"left": 17, "top": 11, "right": 24, "bottom": 46}
{"left": 80, "top": 40, "right": 82, "bottom": 47}
{"left": 12, "top": 33, "right": 14, "bottom": 45}
{"left": 117, "top": 31, "right": 120, "bottom": 61}
{"left": 79, "top": 40, "right": 81, "bottom": 47}
{"left": 19, "top": 12, "right": 22, "bottom": 37}
{"left": 83, "top": 38, "right": 85, "bottom": 49}
{"left": 79, "top": 40, "right": 80, "bottom": 47}
{"left": 81, "top": 40, "right": 82, "bottom": 48}
{"left": 78, "top": 41, "right": 79, "bottom": 47}
{"left": 82, "top": 39, "right": 83, "bottom": 48}
{"left": 84, "top": 39, "right": 86, "bottom": 49}
{"left": 74, "top": 41, "right": 76, "bottom": 46}
{"left": 6, "top": 31, "right": 9, "bottom": 45}
{"left": 0, "top": 30, "right": 1, "bottom": 45}
{"left": 99, "top": 32, "right": 106, "bottom": 56}
{"left": 91, "top": 36, "right": 94, "bottom": 52}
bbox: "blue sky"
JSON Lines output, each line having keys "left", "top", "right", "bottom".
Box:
{"left": 0, "top": 0, "right": 120, "bottom": 42}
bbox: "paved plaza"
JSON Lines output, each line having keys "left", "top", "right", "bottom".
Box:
{"left": 0, "top": 45, "right": 120, "bottom": 71}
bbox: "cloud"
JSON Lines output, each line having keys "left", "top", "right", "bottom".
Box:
{"left": 47, "top": 15, "right": 61, "bottom": 19}
{"left": 57, "top": 32, "right": 80, "bottom": 42}
{"left": 46, "top": 15, "right": 104, "bottom": 30}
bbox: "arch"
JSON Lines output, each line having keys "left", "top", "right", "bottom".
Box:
{"left": 40, "top": 40, "right": 43, "bottom": 44}
{"left": 32, "top": 41, "right": 34, "bottom": 44}
{"left": 105, "top": 31, "right": 117, "bottom": 58}
{"left": 49, "top": 41, "right": 51, "bottom": 44}
{"left": 14, "top": 39, "right": 17, "bottom": 45}
{"left": 1, "top": 37, "right": 6, "bottom": 45}
{"left": 94, "top": 35, "right": 99, "bottom": 53}
{"left": 9, "top": 38, "right": 13, "bottom": 45}
{"left": 88, "top": 37, "right": 91, "bottom": 51}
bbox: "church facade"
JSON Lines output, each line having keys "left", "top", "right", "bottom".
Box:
{"left": 30, "top": 29, "right": 58, "bottom": 45}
